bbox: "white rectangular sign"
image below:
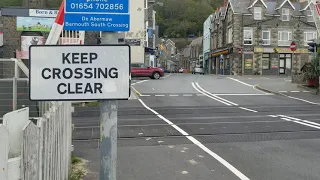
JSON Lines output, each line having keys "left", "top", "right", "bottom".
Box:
{"left": 29, "top": 45, "right": 131, "bottom": 101}
{"left": 29, "top": 9, "right": 58, "bottom": 18}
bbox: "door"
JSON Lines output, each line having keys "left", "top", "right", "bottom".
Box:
{"left": 279, "top": 54, "right": 292, "bottom": 75}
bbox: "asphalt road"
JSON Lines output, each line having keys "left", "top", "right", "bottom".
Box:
{"left": 73, "top": 74, "right": 320, "bottom": 180}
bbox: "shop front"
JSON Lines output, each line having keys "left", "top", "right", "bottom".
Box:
{"left": 204, "top": 52, "right": 210, "bottom": 74}
{"left": 211, "top": 48, "right": 230, "bottom": 75}
{"left": 254, "top": 47, "right": 310, "bottom": 76}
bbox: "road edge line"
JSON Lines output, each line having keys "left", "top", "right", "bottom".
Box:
{"left": 137, "top": 98, "right": 251, "bottom": 180}
{"left": 131, "top": 86, "right": 142, "bottom": 96}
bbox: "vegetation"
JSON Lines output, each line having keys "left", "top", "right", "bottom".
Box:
{"left": 155, "top": 0, "right": 224, "bottom": 38}
{"left": 70, "top": 154, "right": 87, "bottom": 180}
{"left": 301, "top": 52, "right": 320, "bottom": 88}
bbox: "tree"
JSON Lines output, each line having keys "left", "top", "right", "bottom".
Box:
{"left": 155, "top": 0, "right": 223, "bottom": 38}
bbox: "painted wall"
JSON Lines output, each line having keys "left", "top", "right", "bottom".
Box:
{"left": 125, "top": 0, "right": 145, "bottom": 63}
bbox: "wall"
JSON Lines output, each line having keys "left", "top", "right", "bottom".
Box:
{"left": 125, "top": 0, "right": 145, "bottom": 64}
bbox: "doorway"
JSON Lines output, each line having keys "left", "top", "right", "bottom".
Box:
{"left": 279, "top": 53, "right": 292, "bottom": 75}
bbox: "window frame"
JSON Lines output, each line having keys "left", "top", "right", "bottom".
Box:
{"left": 262, "top": 30, "right": 271, "bottom": 45}
{"left": 281, "top": 8, "right": 290, "bottom": 21}
{"left": 306, "top": 10, "right": 314, "bottom": 22}
{"left": 227, "top": 27, "right": 233, "bottom": 43}
{"left": 304, "top": 31, "right": 317, "bottom": 46}
{"left": 254, "top": 7, "right": 262, "bottom": 20}
{"left": 278, "top": 31, "right": 292, "bottom": 46}
{"left": 243, "top": 27, "right": 253, "bottom": 45}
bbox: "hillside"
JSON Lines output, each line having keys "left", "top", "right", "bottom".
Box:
{"left": 155, "top": 0, "right": 224, "bottom": 38}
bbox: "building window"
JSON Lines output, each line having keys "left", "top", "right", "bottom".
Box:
{"left": 228, "top": 27, "right": 233, "bottom": 43}
{"left": 262, "top": 30, "right": 270, "bottom": 45}
{"left": 262, "top": 53, "right": 270, "bottom": 70}
{"left": 243, "top": 27, "right": 253, "bottom": 45}
{"left": 281, "top": 8, "right": 290, "bottom": 21}
{"left": 254, "top": 7, "right": 262, "bottom": 20}
{"left": 278, "top": 31, "right": 292, "bottom": 46}
{"left": 304, "top": 31, "right": 317, "bottom": 46}
{"left": 307, "top": 10, "right": 314, "bottom": 22}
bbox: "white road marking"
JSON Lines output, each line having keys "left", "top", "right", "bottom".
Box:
{"left": 278, "top": 115, "right": 320, "bottom": 128}
{"left": 210, "top": 93, "right": 272, "bottom": 96}
{"left": 290, "top": 91, "right": 300, "bottom": 93}
{"left": 227, "top": 77, "right": 253, "bottom": 87}
{"left": 163, "top": 73, "right": 172, "bottom": 79}
{"left": 268, "top": 115, "right": 278, "bottom": 118}
{"left": 281, "top": 117, "right": 320, "bottom": 130}
{"left": 303, "top": 91, "right": 310, "bottom": 93}
{"left": 197, "top": 94, "right": 205, "bottom": 96}
{"left": 152, "top": 88, "right": 155, "bottom": 90}
{"left": 155, "top": 95, "right": 165, "bottom": 96}
{"left": 278, "top": 91, "right": 288, "bottom": 93}
{"left": 169, "top": 94, "right": 179, "bottom": 96}
{"left": 140, "top": 95, "right": 150, "bottom": 97}
{"left": 183, "top": 94, "right": 193, "bottom": 96}
{"left": 191, "top": 82, "right": 232, "bottom": 106}
{"left": 195, "top": 82, "right": 238, "bottom": 106}
{"left": 137, "top": 98, "right": 250, "bottom": 180}
{"left": 278, "top": 93, "right": 320, "bottom": 105}
{"left": 239, "top": 107, "right": 258, "bottom": 112}
{"left": 131, "top": 83, "right": 136, "bottom": 86}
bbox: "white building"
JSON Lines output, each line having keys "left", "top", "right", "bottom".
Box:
{"left": 203, "top": 14, "right": 213, "bottom": 73}
{"left": 125, "top": 0, "right": 145, "bottom": 64}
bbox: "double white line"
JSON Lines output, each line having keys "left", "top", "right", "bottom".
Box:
{"left": 279, "top": 115, "right": 320, "bottom": 130}
{"left": 191, "top": 82, "right": 238, "bottom": 106}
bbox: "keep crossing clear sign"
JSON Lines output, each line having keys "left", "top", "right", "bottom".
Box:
{"left": 29, "top": 45, "right": 131, "bottom": 101}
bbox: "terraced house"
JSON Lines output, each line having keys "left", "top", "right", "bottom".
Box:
{"left": 210, "top": 0, "right": 316, "bottom": 76}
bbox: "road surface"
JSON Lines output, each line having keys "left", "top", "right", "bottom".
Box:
{"left": 73, "top": 74, "right": 320, "bottom": 180}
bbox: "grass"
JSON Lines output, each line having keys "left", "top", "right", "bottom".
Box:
{"left": 70, "top": 154, "right": 87, "bottom": 180}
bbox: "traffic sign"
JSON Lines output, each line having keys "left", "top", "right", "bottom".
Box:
{"left": 64, "top": 0, "right": 130, "bottom": 31}
{"left": 290, "top": 41, "right": 296, "bottom": 51}
{"left": 29, "top": 45, "right": 131, "bottom": 101}
{"left": 238, "top": 48, "right": 242, "bottom": 55}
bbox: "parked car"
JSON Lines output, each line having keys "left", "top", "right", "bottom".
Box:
{"left": 178, "top": 68, "right": 184, "bottom": 73}
{"left": 131, "top": 63, "right": 165, "bottom": 79}
{"left": 192, "top": 66, "right": 205, "bottom": 75}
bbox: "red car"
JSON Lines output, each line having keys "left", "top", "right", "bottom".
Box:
{"left": 131, "top": 63, "right": 165, "bottom": 79}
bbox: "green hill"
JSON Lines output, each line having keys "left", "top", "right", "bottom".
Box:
{"left": 155, "top": 0, "right": 224, "bottom": 38}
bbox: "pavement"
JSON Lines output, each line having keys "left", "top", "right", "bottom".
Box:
{"left": 73, "top": 74, "right": 320, "bottom": 180}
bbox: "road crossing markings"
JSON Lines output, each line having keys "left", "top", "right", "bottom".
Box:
{"left": 239, "top": 107, "right": 258, "bottom": 113}
{"left": 191, "top": 82, "right": 233, "bottom": 106}
{"left": 137, "top": 98, "right": 251, "bottom": 180}
{"left": 183, "top": 94, "right": 193, "bottom": 96}
{"left": 278, "top": 115, "right": 320, "bottom": 129}
{"left": 194, "top": 82, "right": 239, "bottom": 106}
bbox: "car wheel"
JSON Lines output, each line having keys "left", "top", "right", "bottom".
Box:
{"left": 153, "top": 72, "right": 160, "bottom": 79}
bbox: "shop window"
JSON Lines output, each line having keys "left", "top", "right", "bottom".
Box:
{"left": 243, "top": 27, "right": 253, "bottom": 45}
{"left": 254, "top": 7, "right": 262, "bottom": 20}
{"left": 262, "top": 53, "right": 270, "bottom": 70}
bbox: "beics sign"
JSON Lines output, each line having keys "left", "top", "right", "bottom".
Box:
{"left": 29, "top": 45, "right": 130, "bottom": 101}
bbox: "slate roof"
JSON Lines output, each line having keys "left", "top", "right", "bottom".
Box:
{"left": 228, "top": 0, "right": 312, "bottom": 15}
{"left": 182, "top": 46, "right": 190, "bottom": 57}
{"left": 190, "top": 36, "right": 203, "bottom": 46}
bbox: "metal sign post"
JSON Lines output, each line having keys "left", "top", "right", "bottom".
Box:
{"left": 29, "top": 44, "right": 131, "bottom": 180}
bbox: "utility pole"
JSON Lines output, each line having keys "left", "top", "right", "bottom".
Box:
{"left": 99, "top": 32, "right": 125, "bottom": 180}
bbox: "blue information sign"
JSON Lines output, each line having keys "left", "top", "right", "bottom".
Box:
{"left": 64, "top": 0, "right": 130, "bottom": 32}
